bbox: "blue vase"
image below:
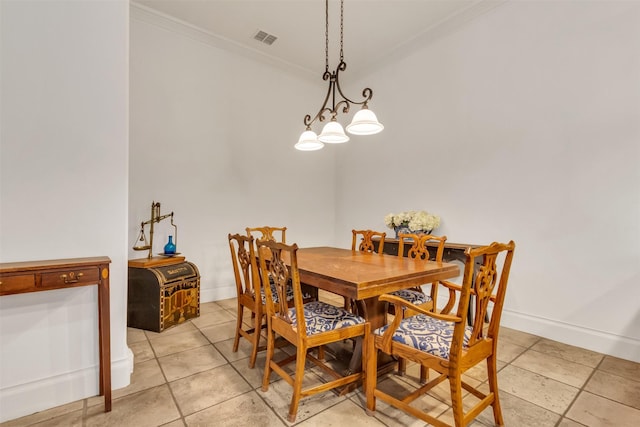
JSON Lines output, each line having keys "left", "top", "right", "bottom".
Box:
{"left": 164, "top": 236, "right": 176, "bottom": 254}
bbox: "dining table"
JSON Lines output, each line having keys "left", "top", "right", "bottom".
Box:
{"left": 294, "top": 246, "right": 460, "bottom": 374}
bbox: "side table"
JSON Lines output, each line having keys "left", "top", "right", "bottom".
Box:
{"left": 0, "top": 257, "right": 112, "bottom": 412}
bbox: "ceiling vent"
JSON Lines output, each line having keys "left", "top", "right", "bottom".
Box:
{"left": 253, "top": 30, "right": 278, "bottom": 46}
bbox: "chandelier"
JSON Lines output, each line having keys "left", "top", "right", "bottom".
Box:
{"left": 295, "top": 0, "right": 384, "bottom": 151}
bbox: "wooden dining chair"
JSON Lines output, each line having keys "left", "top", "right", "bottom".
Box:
{"left": 390, "top": 233, "right": 447, "bottom": 314}
{"left": 388, "top": 233, "right": 447, "bottom": 380}
{"left": 258, "top": 239, "right": 370, "bottom": 423}
{"left": 351, "top": 229, "right": 386, "bottom": 253}
{"left": 228, "top": 233, "right": 267, "bottom": 369}
{"left": 247, "top": 225, "right": 318, "bottom": 303}
{"left": 246, "top": 225, "right": 287, "bottom": 244}
{"left": 345, "top": 229, "right": 386, "bottom": 312}
{"left": 366, "top": 241, "right": 516, "bottom": 427}
{"left": 389, "top": 233, "right": 447, "bottom": 314}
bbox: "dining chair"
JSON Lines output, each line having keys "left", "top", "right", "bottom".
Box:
{"left": 257, "top": 239, "right": 370, "bottom": 423}
{"left": 246, "top": 225, "right": 287, "bottom": 244}
{"left": 351, "top": 229, "right": 386, "bottom": 253}
{"left": 246, "top": 225, "right": 318, "bottom": 303}
{"left": 227, "top": 233, "right": 267, "bottom": 369}
{"left": 366, "top": 241, "right": 516, "bottom": 427}
{"left": 389, "top": 233, "right": 447, "bottom": 314}
{"left": 345, "top": 229, "right": 386, "bottom": 312}
{"left": 389, "top": 233, "right": 447, "bottom": 380}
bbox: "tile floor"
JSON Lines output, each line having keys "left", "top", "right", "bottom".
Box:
{"left": 3, "top": 291, "right": 640, "bottom": 427}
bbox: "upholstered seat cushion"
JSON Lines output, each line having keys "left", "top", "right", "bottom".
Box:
{"left": 389, "top": 289, "right": 431, "bottom": 305}
{"left": 374, "top": 314, "right": 472, "bottom": 359}
{"left": 258, "top": 280, "right": 312, "bottom": 304}
{"left": 289, "top": 301, "right": 366, "bottom": 336}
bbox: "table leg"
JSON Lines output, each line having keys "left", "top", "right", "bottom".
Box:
{"left": 98, "top": 266, "right": 112, "bottom": 412}
{"left": 347, "top": 298, "right": 391, "bottom": 375}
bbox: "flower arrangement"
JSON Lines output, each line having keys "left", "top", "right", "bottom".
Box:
{"left": 384, "top": 210, "right": 441, "bottom": 234}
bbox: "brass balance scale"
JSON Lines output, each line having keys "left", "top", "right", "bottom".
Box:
{"left": 133, "top": 201, "right": 179, "bottom": 259}
{"left": 128, "top": 202, "right": 200, "bottom": 331}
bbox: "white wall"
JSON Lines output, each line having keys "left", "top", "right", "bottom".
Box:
{"left": 0, "top": 0, "right": 131, "bottom": 422}
{"left": 335, "top": 1, "right": 640, "bottom": 362}
{"left": 2, "top": 2, "right": 637, "bottom": 422}
{"left": 129, "top": 6, "right": 337, "bottom": 302}
{"left": 130, "top": 2, "right": 640, "bottom": 363}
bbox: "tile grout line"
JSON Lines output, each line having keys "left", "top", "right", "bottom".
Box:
{"left": 146, "top": 328, "right": 188, "bottom": 426}
{"left": 192, "top": 304, "right": 289, "bottom": 426}
{"left": 82, "top": 398, "right": 88, "bottom": 427}
{"left": 8, "top": 300, "right": 638, "bottom": 427}
{"left": 554, "top": 356, "right": 605, "bottom": 427}
{"left": 501, "top": 334, "right": 588, "bottom": 425}
{"left": 498, "top": 335, "right": 638, "bottom": 426}
{"left": 215, "top": 301, "right": 377, "bottom": 426}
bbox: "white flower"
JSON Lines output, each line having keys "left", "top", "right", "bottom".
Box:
{"left": 384, "top": 213, "right": 395, "bottom": 228}
{"left": 384, "top": 210, "right": 440, "bottom": 232}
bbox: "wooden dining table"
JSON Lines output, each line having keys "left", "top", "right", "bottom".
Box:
{"left": 294, "top": 246, "right": 460, "bottom": 374}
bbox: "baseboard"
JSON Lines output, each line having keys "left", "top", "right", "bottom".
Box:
{"left": 200, "top": 284, "right": 236, "bottom": 303}
{"left": 501, "top": 309, "right": 640, "bottom": 363}
{"left": 0, "top": 347, "right": 134, "bottom": 423}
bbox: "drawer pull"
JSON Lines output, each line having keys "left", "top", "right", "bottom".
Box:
{"left": 61, "top": 272, "right": 84, "bottom": 284}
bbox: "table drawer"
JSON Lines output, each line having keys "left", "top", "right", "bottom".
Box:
{"left": 0, "top": 274, "right": 36, "bottom": 294}
{"left": 40, "top": 267, "right": 99, "bottom": 288}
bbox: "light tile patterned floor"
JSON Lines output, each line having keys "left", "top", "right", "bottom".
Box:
{"left": 3, "top": 291, "right": 639, "bottom": 426}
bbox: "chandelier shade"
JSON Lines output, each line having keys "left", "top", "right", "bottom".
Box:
{"left": 319, "top": 120, "right": 349, "bottom": 144}
{"left": 295, "top": 0, "right": 383, "bottom": 151}
{"left": 295, "top": 129, "right": 324, "bottom": 151}
{"left": 346, "top": 108, "right": 384, "bottom": 135}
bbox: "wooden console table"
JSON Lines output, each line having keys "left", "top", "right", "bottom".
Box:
{"left": 372, "top": 236, "right": 481, "bottom": 264}
{"left": 0, "top": 257, "right": 112, "bottom": 412}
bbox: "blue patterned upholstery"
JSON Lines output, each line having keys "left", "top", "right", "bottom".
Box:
{"left": 288, "top": 301, "right": 366, "bottom": 336}
{"left": 258, "top": 281, "right": 311, "bottom": 305}
{"left": 389, "top": 289, "right": 431, "bottom": 305}
{"left": 374, "top": 314, "right": 472, "bottom": 359}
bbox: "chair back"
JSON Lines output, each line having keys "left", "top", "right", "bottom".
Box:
{"left": 256, "top": 239, "right": 306, "bottom": 335}
{"left": 228, "top": 233, "right": 261, "bottom": 299}
{"left": 248, "top": 225, "right": 287, "bottom": 262}
{"left": 351, "top": 229, "right": 386, "bottom": 253}
{"left": 397, "top": 233, "right": 447, "bottom": 261}
{"left": 447, "top": 241, "right": 516, "bottom": 354}
{"left": 246, "top": 226, "right": 287, "bottom": 244}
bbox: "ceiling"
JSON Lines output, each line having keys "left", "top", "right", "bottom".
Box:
{"left": 133, "top": 0, "right": 503, "bottom": 79}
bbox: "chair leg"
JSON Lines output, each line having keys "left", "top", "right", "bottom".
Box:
{"left": 287, "top": 345, "right": 307, "bottom": 423}
{"left": 419, "top": 365, "right": 429, "bottom": 384}
{"left": 449, "top": 371, "right": 464, "bottom": 427}
{"left": 397, "top": 357, "right": 406, "bottom": 376}
{"left": 361, "top": 324, "right": 370, "bottom": 390}
{"left": 317, "top": 345, "right": 325, "bottom": 361}
{"left": 365, "top": 336, "right": 378, "bottom": 414}
{"left": 261, "top": 319, "right": 275, "bottom": 392}
{"left": 248, "top": 312, "right": 263, "bottom": 369}
{"left": 233, "top": 304, "right": 244, "bottom": 352}
{"left": 487, "top": 355, "right": 505, "bottom": 426}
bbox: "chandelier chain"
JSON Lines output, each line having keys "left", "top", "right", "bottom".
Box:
{"left": 296, "top": 0, "right": 382, "bottom": 150}
{"left": 325, "top": 0, "right": 329, "bottom": 72}
{"left": 340, "top": 0, "right": 344, "bottom": 62}
{"left": 325, "top": 0, "right": 345, "bottom": 70}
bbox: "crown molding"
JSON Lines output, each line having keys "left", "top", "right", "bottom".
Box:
{"left": 130, "top": 1, "right": 506, "bottom": 83}
{"left": 130, "top": 1, "right": 317, "bottom": 82}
